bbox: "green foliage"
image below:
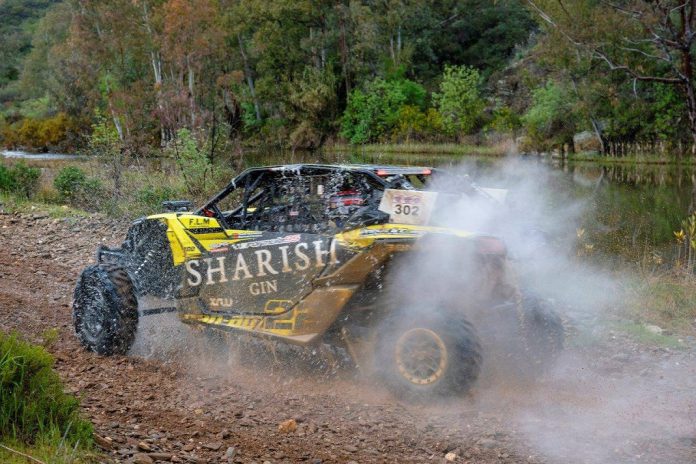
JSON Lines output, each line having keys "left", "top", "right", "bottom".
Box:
{"left": 432, "top": 65, "right": 485, "bottom": 136}
{"left": 0, "top": 0, "right": 62, "bottom": 87}
{"left": 0, "top": 332, "right": 93, "bottom": 446}
{"left": 0, "top": 162, "right": 40, "bottom": 198}
{"left": 522, "top": 81, "right": 577, "bottom": 149}
{"left": 136, "top": 184, "right": 178, "bottom": 212}
{"left": 87, "top": 112, "right": 121, "bottom": 158}
{"left": 0, "top": 165, "right": 15, "bottom": 192}
{"left": 10, "top": 162, "right": 40, "bottom": 198}
{"left": 341, "top": 78, "right": 427, "bottom": 144}
{"left": 53, "top": 166, "right": 86, "bottom": 199}
{"left": 53, "top": 166, "right": 103, "bottom": 209}
{"left": 392, "top": 106, "right": 445, "bottom": 142}
{"left": 168, "top": 128, "right": 211, "bottom": 198}
{"left": 488, "top": 106, "right": 522, "bottom": 133}
{"left": 287, "top": 67, "right": 338, "bottom": 149}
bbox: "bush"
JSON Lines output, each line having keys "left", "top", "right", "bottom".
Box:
{"left": 392, "top": 106, "right": 445, "bottom": 142}
{"left": 341, "top": 77, "right": 427, "bottom": 144}
{"left": 522, "top": 81, "right": 577, "bottom": 150}
{"left": 136, "top": 184, "right": 178, "bottom": 212}
{"left": 0, "top": 332, "right": 93, "bottom": 445}
{"left": 53, "top": 166, "right": 104, "bottom": 209}
{"left": 167, "top": 128, "right": 211, "bottom": 198}
{"left": 0, "top": 165, "right": 15, "bottom": 192}
{"left": 11, "top": 162, "right": 41, "bottom": 198}
{"left": 0, "top": 113, "right": 79, "bottom": 151}
{"left": 433, "top": 65, "right": 485, "bottom": 137}
{"left": 53, "top": 166, "right": 87, "bottom": 200}
{"left": 0, "top": 162, "right": 40, "bottom": 198}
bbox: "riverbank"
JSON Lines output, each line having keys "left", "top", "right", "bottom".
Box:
{"left": 326, "top": 142, "right": 510, "bottom": 157}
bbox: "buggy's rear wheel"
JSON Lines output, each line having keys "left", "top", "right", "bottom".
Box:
{"left": 376, "top": 313, "right": 482, "bottom": 399}
{"left": 73, "top": 264, "right": 138, "bottom": 355}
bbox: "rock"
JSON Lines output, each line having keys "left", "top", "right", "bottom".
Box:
{"left": 203, "top": 442, "right": 221, "bottom": 451}
{"left": 515, "top": 135, "right": 534, "bottom": 154}
{"left": 644, "top": 324, "right": 663, "bottom": 335}
{"left": 477, "top": 438, "right": 497, "bottom": 449}
{"left": 344, "top": 444, "right": 358, "bottom": 453}
{"left": 278, "top": 419, "right": 297, "bottom": 433}
{"left": 131, "top": 453, "right": 154, "bottom": 464}
{"left": 94, "top": 434, "right": 113, "bottom": 450}
{"left": 138, "top": 441, "right": 153, "bottom": 452}
{"left": 224, "top": 447, "right": 236, "bottom": 460}
{"left": 445, "top": 452, "right": 458, "bottom": 461}
{"left": 149, "top": 452, "right": 174, "bottom": 461}
{"left": 573, "top": 131, "right": 602, "bottom": 154}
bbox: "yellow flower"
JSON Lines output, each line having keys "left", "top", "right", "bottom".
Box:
{"left": 674, "top": 230, "right": 686, "bottom": 243}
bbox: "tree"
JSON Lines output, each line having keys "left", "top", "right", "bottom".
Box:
{"left": 527, "top": 0, "right": 696, "bottom": 154}
{"left": 432, "top": 65, "right": 485, "bottom": 136}
{"left": 521, "top": 81, "right": 577, "bottom": 151}
{"left": 341, "top": 77, "right": 426, "bottom": 143}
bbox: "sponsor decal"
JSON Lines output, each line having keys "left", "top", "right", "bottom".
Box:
{"left": 209, "top": 243, "right": 229, "bottom": 253}
{"left": 185, "top": 217, "right": 212, "bottom": 227}
{"left": 185, "top": 239, "right": 339, "bottom": 287}
{"left": 209, "top": 297, "right": 234, "bottom": 307}
{"left": 228, "top": 231, "right": 263, "bottom": 240}
{"left": 359, "top": 227, "right": 423, "bottom": 237}
{"left": 249, "top": 279, "right": 278, "bottom": 295}
{"left": 231, "top": 234, "right": 301, "bottom": 250}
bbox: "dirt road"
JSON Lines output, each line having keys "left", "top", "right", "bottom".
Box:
{"left": 0, "top": 211, "right": 694, "bottom": 463}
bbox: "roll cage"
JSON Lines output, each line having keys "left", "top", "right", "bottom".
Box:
{"left": 195, "top": 164, "right": 436, "bottom": 233}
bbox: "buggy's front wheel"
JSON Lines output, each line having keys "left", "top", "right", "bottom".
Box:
{"left": 376, "top": 312, "right": 482, "bottom": 399}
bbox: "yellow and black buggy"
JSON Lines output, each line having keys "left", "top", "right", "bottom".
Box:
{"left": 73, "top": 164, "right": 563, "bottom": 398}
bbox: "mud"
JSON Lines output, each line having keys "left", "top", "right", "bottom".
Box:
{"left": 0, "top": 211, "right": 694, "bottom": 463}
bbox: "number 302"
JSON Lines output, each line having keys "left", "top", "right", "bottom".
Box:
{"left": 394, "top": 204, "right": 419, "bottom": 216}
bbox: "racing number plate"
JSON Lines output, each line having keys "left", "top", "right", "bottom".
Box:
{"left": 378, "top": 189, "right": 438, "bottom": 225}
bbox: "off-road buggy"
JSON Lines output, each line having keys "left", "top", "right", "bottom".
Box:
{"left": 73, "top": 164, "right": 563, "bottom": 398}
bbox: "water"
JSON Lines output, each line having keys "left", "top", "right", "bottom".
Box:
{"left": 1, "top": 150, "right": 81, "bottom": 160}
{"left": 1, "top": 148, "right": 692, "bottom": 263}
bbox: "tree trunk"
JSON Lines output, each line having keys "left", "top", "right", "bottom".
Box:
{"left": 187, "top": 57, "right": 195, "bottom": 127}
{"left": 238, "top": 35, "right": 261, "bottom": 122}
{"left": 337, "top": 10, "right": 351, "bottom": 96}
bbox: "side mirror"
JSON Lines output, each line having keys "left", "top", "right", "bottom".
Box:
{"left": 162, "top": 200, "right": 193, "bottom": 212}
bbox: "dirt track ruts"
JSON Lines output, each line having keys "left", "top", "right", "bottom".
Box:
{"left": 0, "top": 211, "right": 694, "bottom": 464}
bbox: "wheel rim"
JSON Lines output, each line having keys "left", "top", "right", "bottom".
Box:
{"left": 395, "top": 328, "right": 448, "bottom": 385}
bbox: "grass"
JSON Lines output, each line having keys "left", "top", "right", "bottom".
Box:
{"left": 0, "top": 439, "right": 99, "bottom": 464}
{"left": 0, "top": 193, "right": 91, "bottom": 219}
{"left": 326, "top": 142, "right": 509, "bottom": 157}
{"left": 560, "top": 150, "right": 696, "bottom": 166}
{"left": 610, "top": 320, "right": 687, "bottom": 349}
{"left": 0, "top": 332, "right": 94, "bottom": 462}
{"left": 622, "top": 271, "right": 696, "bottom": 335}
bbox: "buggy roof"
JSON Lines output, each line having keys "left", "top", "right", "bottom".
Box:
{"left": 242, "top": 163, "right": 434, "bottom": 177}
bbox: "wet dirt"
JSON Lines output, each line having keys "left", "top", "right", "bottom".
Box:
{"left": 0, "top": 211, "right": 694, "bottom": 463}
